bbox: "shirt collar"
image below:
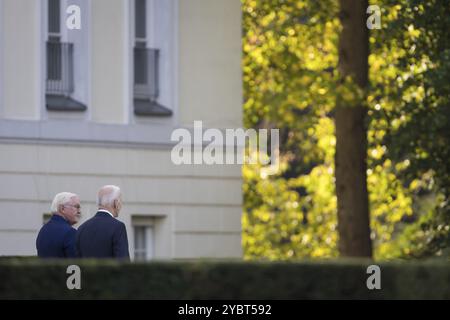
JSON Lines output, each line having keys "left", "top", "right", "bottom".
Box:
{"left": 97, "top": 209, "right": 115, "bottom": 218}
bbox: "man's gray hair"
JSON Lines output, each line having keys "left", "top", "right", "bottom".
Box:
{"left": 97, "top": 185, "right": 121, "bottom": 207}
{"left": 50, "top": 192, "right": 78, "bottom": 213}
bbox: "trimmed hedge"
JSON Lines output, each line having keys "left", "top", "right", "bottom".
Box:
{"left": 0, "top": 258, "right": 449, "bottom": 299}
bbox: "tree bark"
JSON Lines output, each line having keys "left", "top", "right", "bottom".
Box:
{"left": 335, "top": 0, "right": 372, "bottom": 257}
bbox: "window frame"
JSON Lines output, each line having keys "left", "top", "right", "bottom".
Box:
{"left": 132, "top": 216, "right": 155, "bottom": 261}
{"left": 44, "top": 0, "right": 87, "bottom": 112}
{"left": 130, "top": 0, "right": 175, "bottom": 118}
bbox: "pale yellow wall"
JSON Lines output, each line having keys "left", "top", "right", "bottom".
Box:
{"left": 1, "top": 0, "right": 40, "bottom": 120}
{"left": 0, "top": 0, "right": 244, "bottom": 259}
{"left": 0, "top": 143, "right": 241, "bottom": 179}
{"left": 174, "top": 233, "right": 242, "bottom": 258}
{"left": 90, "top": 0, "right": 126, "bottom": 123}
{"left": 178, "top": 0, "right": 242, "bottom": 129}
{"left": 0, "top": 143, "right": 242, "bottom": 258}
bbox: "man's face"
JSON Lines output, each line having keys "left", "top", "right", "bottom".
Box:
{"left": 61, "top": 196, "right": 81, "bottom": 225}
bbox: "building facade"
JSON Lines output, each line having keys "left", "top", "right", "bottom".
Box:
{"left": 0, "top": 0, "right": 242, "bottom": 259}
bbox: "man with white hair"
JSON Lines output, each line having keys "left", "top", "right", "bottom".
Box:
{"left": 76, "top": 185, "right": 130, "bottom": 260}
{"left": 36, "top": 192, "right": 81, "bottom": 258}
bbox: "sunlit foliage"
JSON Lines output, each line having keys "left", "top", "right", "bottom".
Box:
{"left": 242, "top": 0, "right": 449, "bottom": 260}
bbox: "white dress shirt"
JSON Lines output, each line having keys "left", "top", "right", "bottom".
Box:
{"left": 97, "top": 209, "right": 115, "bottom": 218}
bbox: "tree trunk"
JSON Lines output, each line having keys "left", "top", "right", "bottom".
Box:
{"left": 335, "top": 0, "right": 372, "bottom": 257}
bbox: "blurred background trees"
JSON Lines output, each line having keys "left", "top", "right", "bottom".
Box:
{"left": 242, "top": 0, "right": 450, "bottom": 260}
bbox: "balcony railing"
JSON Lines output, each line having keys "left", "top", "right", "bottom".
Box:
{"left": 46, "top": 41, "right": 74, "bottom": 96}
{"left": 45, "top": 41, "right": 85, "bottom": 111}
{"left": 133, "top": 47, "right": 171, "bottom": 116}
{"left": 134, "top": 47, "right": 159, "bottom": 100}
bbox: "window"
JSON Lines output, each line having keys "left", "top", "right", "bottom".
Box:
{"left": 45, "top": 0, "right": 86, "bottom": 111}
{"left": 132, "top": 216, "right": 155, "bottom": 261}
{"left": 134, "top": 225, "right": 154, "bottom": 261}
{"left": 48, "top": 0, "right": 61, "bottom": 41}
{"left": 132, "top": 0, "right": 173, "bottom": 117}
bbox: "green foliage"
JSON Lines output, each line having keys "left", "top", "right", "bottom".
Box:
{"left": 242, "top": 0, "right": 449, "bottom": 260}
{"left": 368, "top": 0, "right": 450, "bottom": 258}
{"left": 243, "top": 117, "right": 338, "bottom": 259}
{"left": 1, "top": 258, "right": 450, "bottom": 299}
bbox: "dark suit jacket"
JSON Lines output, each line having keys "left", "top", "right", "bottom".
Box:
{"left": 76, "top": 211, "right": 130, "bottom": 260}
{"left": 36, "top": 214, "right": 77, "bottom": 258}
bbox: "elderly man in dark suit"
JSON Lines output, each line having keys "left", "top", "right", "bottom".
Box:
{"left": 76, "top": 185, "right": 130, "bottom": 260}
{"left": 36, "top": 192, "right": 81, "bottom": 258}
